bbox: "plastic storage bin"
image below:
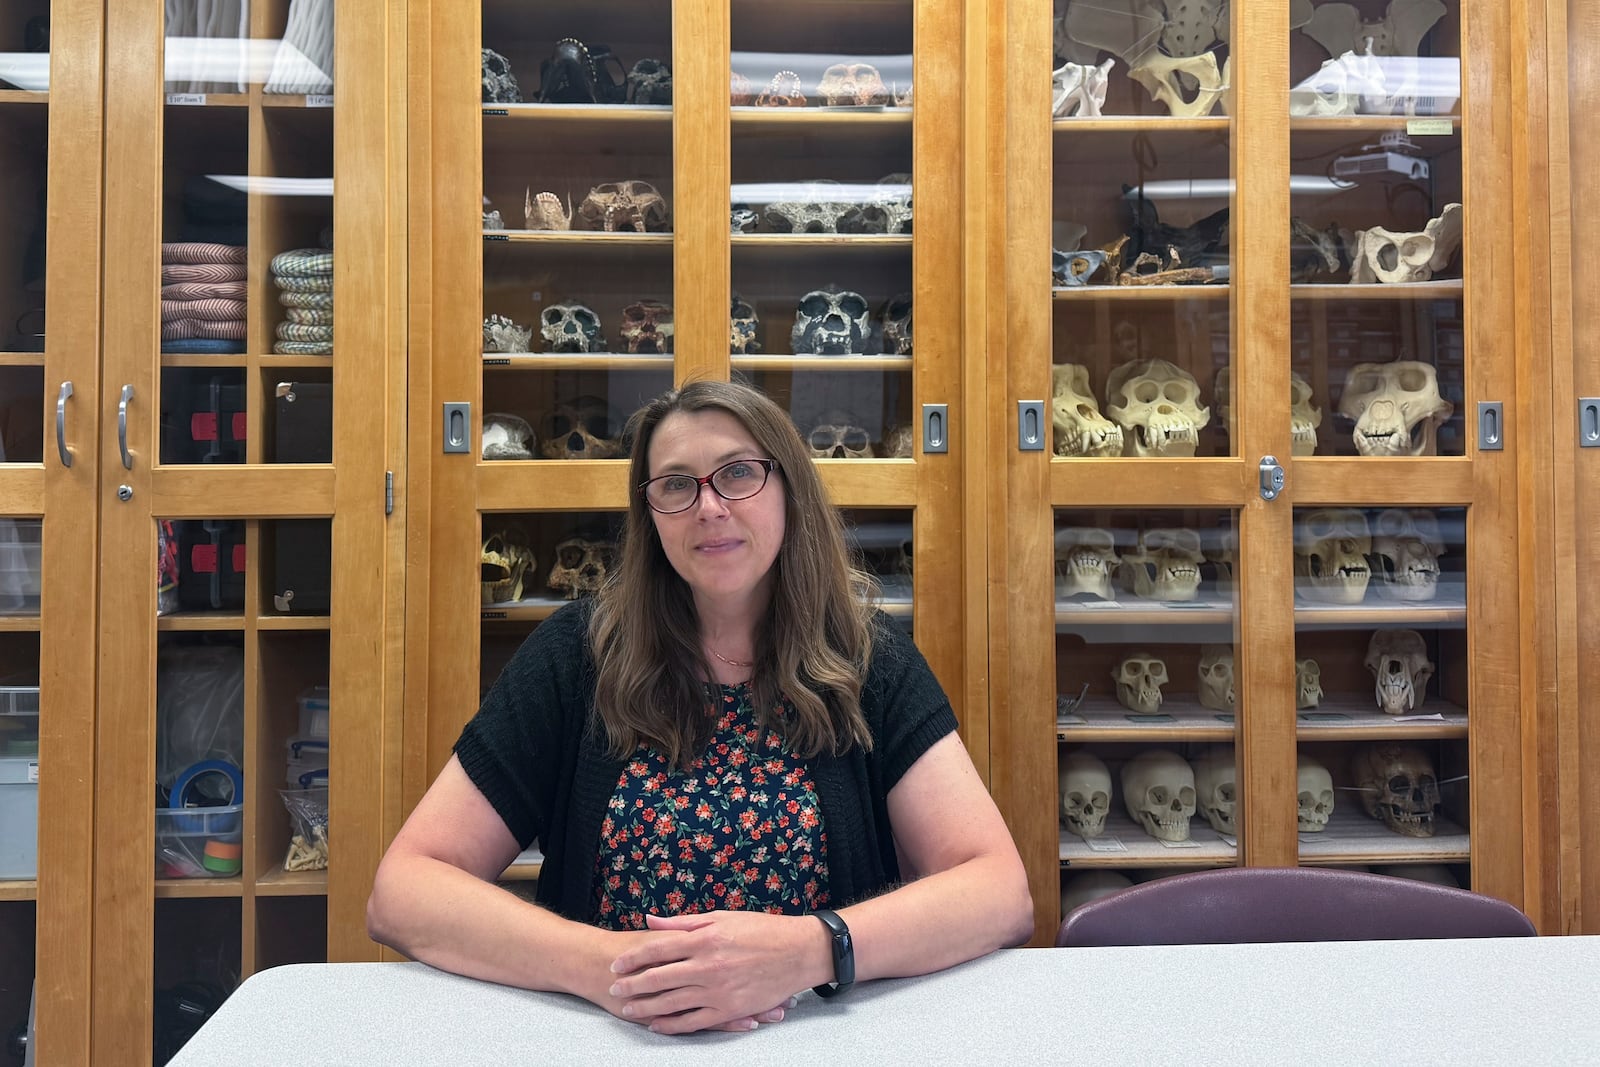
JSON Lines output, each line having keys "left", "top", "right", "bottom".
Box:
{"left": 0, "top": 755, "right": 39, "bottom": 879}
{"left": 284, "top": 736, "right": 328, "bottom": 789}
{"left": 297, "top": 686, "right": 330, "bottom": 740}
{"left": 155, "top": 804, "right": 243, "bottom": 878}
{"left": 0, "top": 686, "right": 40, "bottom": 758}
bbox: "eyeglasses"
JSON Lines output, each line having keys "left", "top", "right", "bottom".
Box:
{"left": 640, "top": 458, "right": 779, "bottom": 514}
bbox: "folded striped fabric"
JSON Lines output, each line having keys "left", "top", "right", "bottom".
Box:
{"left": 272, "top": 274, "right": 333, "bottom": 294}
{"left": 279, "top": 290, "right": 334, "bottom": 310}
{"left": 162, "top": 319, "right": 249, "bottom": 341}
{"left": 285, "top": 308, "right": 334, "bottom": 326}
{"left": 162, "top": 263, "right": 248, "bottom": 285}
{"left": 276, "top": 322, "right": 334, "bottom": 343}
{"left": 270, "top": 248, "right": 334, "bottom": 276}
{"left": 161, "top": 281, "right": 248, "bottom": 301}
{"left": 161, "top": 242, "right": 248, "bottom": 265}
{"left": 161, "top": 298, "right": 249, "bottom": 322}
{"left": 273, "top": 340, "right": 333, "bottom": 355}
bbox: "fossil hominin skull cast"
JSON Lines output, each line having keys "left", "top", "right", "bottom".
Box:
{"left": 816, "top": 62, "right": 890, "bottom": 107}
{"left": 577, "top": 180, "right": 671, "bottom": 233}
{"left": 547, "top": 535, "right": 617, "bottom": 599}
{"left": 1112, "top": 651, "right": 1168, "bottom": 714}
{"left": 1055, "top": 527, "right": 1120, "bottom": 601}
{"left": 481, "top": 411, "right": 536, "bottom": 460}
{"left": 1196, "top": 644, "right": 1235, "bottom": 711}
{"left": 1052, "top": 58, "right": 1114, "bottom": 118}
{"left": 1349, "top": 203, "right": 1463, "bottom": 284}
{"left": 1337, "top": 360, "right": 1453, "bottom": 456}
{"left": 852, "top": 174, "right": 913, "bottom": 235}
{"left": 1371, "top": 508, "right": 1444, "bottom": 600}
{"left": 540, "top": 396, "right": 623, "bottom": 460}
{"left": 481, "top": 48, "right": 522, "bottom": 103}
{"left": 1059, "top": 750, "right": 1112, "bottom": 839}
{"left": 1297, "top": 753, "right": 1335, "bottom": 831}
{"left": 879, "top": 424, "right": 914, "bottom": 459}
{"left": 618, "top": 300, "right": 674, "bottom": 354}
{"left": 625, "top": 58, "right": 672, "bottom": 105}
{"left": 1352, "top": 741, "right": 1440, "bottom": 837}
{"left": 876, "top": 293, "right": 912, "bottom": 355}
{"left": 791, "top": 286, "right": 872, "bottom": 355}
{"left": 1293, "top": 508, "right": 1371, "bottom": 603}
{"left": 764, "top": 179, "right": 855, "bottom": 234}
{"left": 482, "top": 314, "right": 532, "bottom": 353}
{"left": 1051, "top": 364, "right": 1123, "bottom": 457}
{"left": 539, "top": 302, "right": 604, "bottom": 353}
{"left": 1189, "top": 746, "right": 1237, "bottom": 835}
{"left": 1121, "top": 750, "right": 1197, "bottom": 843}
{"left": 807, "top": 411, "right": 873, "bottom": 459}
{"left": 730, "top": 293, "right": 760, "bottom": 354}
{"left": 525, "top": 189, "right": 573, "bottom": 231}
{"left": 481, "top": 530, "right": 535, "bottom": 604}
{"left": 1204, "top": 525, "right": 1236, "bottom": 590}
{"left": 1296, "top": 657, "right": 1324, "bottom": 709}
{"left": 1365, "top": 628, "right": 1434, "bottom": 715}
{"left": 1119, "top": 527, "right": 1204, "bottom": 601}
{"left": 1105, "top": 358, "right": 1211, "bottom": 457}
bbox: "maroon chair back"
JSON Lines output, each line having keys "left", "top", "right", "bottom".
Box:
{"left": 1056, "top": 867, "right": 1536, "bottom": 947}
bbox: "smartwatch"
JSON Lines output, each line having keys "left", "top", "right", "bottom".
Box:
{"left": 811, "top": 909, "right": 855, "bottom": 998}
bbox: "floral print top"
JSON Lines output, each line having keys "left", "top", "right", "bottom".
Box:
{"left": 591, "top": 684, "right": 831, "bottom": 929}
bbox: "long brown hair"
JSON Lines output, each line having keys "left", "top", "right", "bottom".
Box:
{"left": 589, "top": 379, "right": 876, "bottom": 768}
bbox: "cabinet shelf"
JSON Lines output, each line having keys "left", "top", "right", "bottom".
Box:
{"left": 502, "top": 847, "right": 545, "bottom": 882}
{"left": 1289, "top": 115, "right": 1461, "bottom": 133}
{"left": 1057, "top": 697, "right": 1236, "bottom": 742}
{"left": 0, "top": 353, "right": 46, "bottom": 366}
{"left": 1295, "top": 699, "right": 1469, "bottom": 739}
{"left": 157, "top": 613, "right": 245, "bottom": 632}
{"left": 1053, "top": 284, "right": 1228, "bottom": 301}
{"left": 163, "top": 93, "right": 249, "bottom": 108}
{"left": 732, "top": 233, "right": 911, "bottom": 252}
{"left": 732, "top": 355, "right": 913, "bottom": 371}
{"left": 0, "top": 880, "right": 36, "bottom": 901}
{"left": 1293, "top": 581, "right": 1468, "bottom": 629}
{"left": 257, "top": 615, "right": 332, "bottom": 631}
{"left": 1291, "top": 281, "right": 1464, "bottom": 301}
{"left": 0, "top": 90, "right": 48, "bottom": 106}
{"left": 732, "top": 106, "right": 912, "bottom": 132}
{"left": 483, "top": 231, "right": 672, "bottom": 246}
{"left": 1298, "top": 806, "right": 1470, "bottom": 863}
{"left": 256, "top": 867, "right": 328, "bottom": 896}
{"left": 481, "top": 354, "right": 673, "bottom": 371}
{"left": 0, "top": 617, "right": 41, "bottom": 632}
{"left": 154, "top": 878, "right": 244, "bottom": 899}
{"left": 1060, "top": 811, "right": 1236, "bottom": 868}
{"left": 259, "top": 94, "right": 336, "bottom": 109}
{"left": 1053, "top": 117, "right": 1229, "bottom": 133}
{"left": 1055, "top": 587, "right": 1468, "bottom": 633}
{"left": 160, "top": 354, "right": 336, "bottom": 369}
{"left": 483, "top": 591, "right": 913, "bottom": 623}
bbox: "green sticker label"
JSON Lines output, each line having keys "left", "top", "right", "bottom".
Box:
{"left": 1406, "top": 118, "right": 1453, "bottom": 136}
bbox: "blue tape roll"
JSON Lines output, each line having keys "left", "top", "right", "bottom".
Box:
{"left": 167, "top": 759, "right": 244, "bottom": 835}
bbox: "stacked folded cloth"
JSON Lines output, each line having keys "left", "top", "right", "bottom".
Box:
{"left": 271, "top": 248, "right": 333, "bottom": 356}
{"left": 161, "top": 242, "right": 248, "bottom": 354}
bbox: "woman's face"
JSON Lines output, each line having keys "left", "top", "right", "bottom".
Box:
{"left": 646, "top": 409, "right": 787, "bottom": 615}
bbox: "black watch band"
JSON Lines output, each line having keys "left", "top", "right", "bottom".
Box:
{"left": 811, "top": 909, "right": 855, "bottom": 998}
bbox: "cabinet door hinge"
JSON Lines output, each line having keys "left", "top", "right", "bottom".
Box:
{"left": 385, "top": 471, "right": 394, "bottom": 515}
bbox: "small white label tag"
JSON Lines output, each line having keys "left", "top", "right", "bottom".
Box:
{"left": 28, "top": 761, "right": 39, "bottom": 784}
{"left": 1084, "top": 836, "right": 1128, "bottom": 853}
{"left": 1406, "top": 118, "right": 1453, "bottom": 136}
{"left": 306, "top": 94, "right": 333, "bottom": 107}
{"left": 1157, "top": 837, "right": 1202, "bottom": 849}
{"left": 166, "top": 93, "right": 207, "bottom": 106}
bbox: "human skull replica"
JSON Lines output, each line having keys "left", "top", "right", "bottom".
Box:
{"left": 1196, "top": 645, "right": 1235, "bottom": 711}
{"left": 482, "top": 313, "right": 532, "bottom": 353}
{"left": 625, "top": 58, "right": 672, "bottom": 105}
{"left": 1218, "top": 367, "right": 1323, "bottom": 456}
{"left": 1296, "top": 753, "right": 1335, "bottom": 832}
{"left": 853, "top": 174, "right": 913, "bottom": 235}
{"left": 816, "top": 62, "right": 890, "bottom": 107}
{"left": 1105, "top": 358, "right": 1211, "bottom": 457}
{"left": 1121, "top": 750, "right": 1197, "bottom": 843}
{"left": 576, "top": 180, "right": 671, "bottom": 233}
{"left": 1112, "top": 652, "right": 1168, "bottom": 714}
{"left": 1349, "top": 203, "right": 1463, "bottom": 284}
{"left": 730, "top": 293, "right": 761, "bottom": 354}
{"left": 1351, "top": 742, "right": 1440, "bottom": 837}
{"left": 1189, "top": 746, "right": 1237, "bottom": 835}
{"left": 539, "top": 396, "right": 623, "bottom": 460}
{"left": 1061, "top": 871, "right": 1133, "bottom": 917}
{"left": 481, "top": 411, "right": 536, "bottom": 460}
{"left": 524, "top": 189, "right": 573, "bottom": 231}
{"left": 1337, "top": 360, "right": 1453, "bottom": 456}
{"left": 1293, "top": 508, "right": 1372, "bottom": 603}
{"left": 879, "top": 423, "right": 914, "bottom": 458}
{"left": 1130, "top": 51, "right": 1232, "bottom": 118}
{"left": 1370, "top": 508, "right": 1444, "bottom": 600}
{"left": 1365, "top": 629, "right": 1434, "bottom": 715}
{"left": 481, "top": 48, "right": 522, "bottom": 103}
{"left": 539, "top": 302, "right": 605, "bottom": 353}
{"left": 481, "top": 531, "right": 534, "bottom": 604}
{"left": 1119, "top": 528, "right": 1204, "bottom": 601}
{"left": 547, "top": 536, "right": 617, "bottom": 599}
{"left": 1055, "top": 527, "right": 1120, "bottom": 601}
{"left": 1052, "top": 58, "right": 1114, "bottom": 118}
{"left": 1302, "top": 0, "right": 1448, "bottom": 59}
{"left": 807, "top": 411, "right": 873, "bottom": 459}
{"left": 1051, "top": 364, "right": 1123, "bottom": 457}
{"left": 1296, "top": 657, "right": 1324, "bottom": 709}
{"left": 1059, "top": 750, "right": 1113, "bottom": 839}
{"left": 791, "top": 286, "right": 872, "bottom": 355}
{"left": 618, "top": 300, "right": 674, "bottom": 354}
{"left": 765, "top": 179, "right": 855, "bottom": 234}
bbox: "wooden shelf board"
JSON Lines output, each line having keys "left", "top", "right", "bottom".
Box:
{"left": 1054, "top": 585, "right": 1468, "bottom": 632}
{"left": 0, "top": 352, "right": 45, "bottom": 366}
{"left": 1294, "top": 581, "right": 1468, "bottom": 629}
{"left": 0, "top": 616, "right": 41, "bottom": 632}
{"left": 1053, "top": 117, "right": 1229, "bottom": 133}
{"left": 484, "top": 103, "right": 670, "bottom": 123}
{"left": 484, "top": 230, "right": 672, "bottom": 246}
{"left": 259, "top": 354, "right": 335, "bottom": 369}
{"left": 1057, "top": 697, "right": 1237, "bottom": 742}
{"left": 482, "top": 353, "right": 674, "bottom": 371}
{"left": 1060, "top": 812, "right": 1237, "bottom": 868}
{"left": 732, "top": 106, "right": 912, "bottom": 131}
{"left": 1057, "top": 594, "right": 1233, "bottom": 629}
{"left": 0, "top": 90, "right": 48, "bottom": 106}
{"left": 0, "top": 880, "right": 37, "bottom": 901}
{"left": 154, "top": 877, "right": 244, "bottom": 898}
{"left": 1291, "top": 281, "right": 1464, "bottom": 301}
{"left": 256, "top": 867, "right": 329, "bottom": 895}
{"left": 1053, "top": 284, "right": 1228, "bottom": 301}
{"left": 157, "top": 613, "right": 246, "bottom": 632}
{"left": 1295, "top": 698, "right": 1469, "bottom": 740}
{"left": 161, "top": 354, "right": 246, "bottom": 369}
{"left": 732, "top": 234, "right": 911, "bottom": 250}
{"left": 256, "top": 615, "right": 332, "bottom": 631}
{"left": 732, "top": 355, "right": 913, "bottom": 372}
{"left": 1297, "top": 807, "right": 1469, "bottom": 863}
{"left": 1290, "top": 115, "right": 1460, "bottom": 133}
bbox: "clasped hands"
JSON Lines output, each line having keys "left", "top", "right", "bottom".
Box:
{"left": 600, "top": 909, "right": 826, "bottom": 1035}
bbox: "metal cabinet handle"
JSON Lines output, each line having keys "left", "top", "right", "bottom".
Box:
{"left": 118, "top": 384, "right": 135, "bottom": 470}
{"left": 56, "top": 381, "right": 74, "bottom": 468}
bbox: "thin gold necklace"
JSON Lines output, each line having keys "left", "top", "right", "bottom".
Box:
{"left": 708, "top": 646, "right": 754, "bottom": 669}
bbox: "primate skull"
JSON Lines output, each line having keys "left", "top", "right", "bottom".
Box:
{"left": 525, "top": 189, "right": 573, "bottom": 231}
{"left": 1190, "top": 746, "right": 1237, "bottom": 835}
{"left": 539, "top": 396, "right": 623, "bottom": 460}
{"left": 816, "top": 62, "right": 890, "bottom": 107}
{"left": 1052, "top": 58, "right": 1114, "bottom": 118}
{"left": 626, "top": 58, "right": 672, "bottom": 105}
{"left": 1294, "top": 508, "right": 1372, "bottom": 603}
{"left": 481, "top": 48, "right": 523, "bottom": 103}
{"left": 1196, "top": 645, "right": 1235, "bottom": 711}
{"left": 1121, "top": 750, "right": 1197, "bottom": 842}
{"left": 1059, "top": 750, "right": 1113, "bottom": 839}
{"left": 755, "top": 69, "right": 807, "bottom": 107}
{"left": 482, "top": 313, "right": 532, "bottom": 353}
{"left": 1119, "top": 528, "right": 1204, "bottom": 601}
{"left": 765, "top": 180, "right": 855, "bottom": 234}
{"left": 1105, "top": 358, "right": 1211, "bottom": 457}
{"left": 1365, "top": 629, "right": 1434, "bottom": 715}
{"left": 1296, "top": 753, "right": 1335, "bottom": 832}
{"left": 1051, "top": 364, "right": 1123, "bottom": 457}
{"left": 1204, "top": 526, "right": 1236, "bottom": 590}
{"left": 876, "top": 293, "right": 913, "bottom": 355}
{"left": 1112, "top": 652, "right": 1168, "bottom": 714}
{"left": 1338, "top": 360, "right": 1453, "bottom": 456}
{"left": 481, "top": 531, "right": 535, "bottom": 604}
{"left": 1370, "top": 508, "right": 1444, "bottom": 600}
{"left": 618, "top": 300, "right": 674, "bottom": 354}
{"left": 807, "top": 411, "right": 873, "bottom": 459}
{"left": 791, "top": 286, "right": 872, "bottom": 355}
{"left": 577, "top": 180, "right": 671, "bottom": 233}
{"left": 1055, "top": 527, "right": 1120, "bottom": 600}
{"left": 852, "top": 174, "right": 913, "bottom": 235}
{"left": 481, "top": 411, "right": 536, "bottom": 460}
{"left": 539, "top": 302, "right": 605, "bottom": 353}
{"left": 1296, "top": 658, "right": 1324, "bottom": 709}
{"left": 730, "top": 293, "right": 761, "bottom": 353}
{"left": 547, "top": 536, "right": 617, "bottom": 599}
{"left": 1290, "top": 370, "right": 1323, "bottom": 455}
{"left": 879, "top": 423, "right": 914, "bottom": 458}
{"left": 1352, "top": 742, "right": 1441, "bottom": 837}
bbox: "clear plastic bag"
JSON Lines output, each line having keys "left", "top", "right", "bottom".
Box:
{"left": 280, "top": 786, "right": 329, "bottom": 871}
{"left": 156, "top": 644, "right": 245, "bottom": 795}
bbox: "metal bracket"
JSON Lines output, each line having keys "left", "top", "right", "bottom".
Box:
{"left": 1017, "top": 400, "right": 1045, "bottom": 452}
{"left": 921, "top": 404, "right": 948, "bottom": 454}
{"left": 1259, "top": 455, "right": 1285, "bottom": 501}
{"left": 443, "top": 402, "right": 471, "bottom": 454}
{"left": 1580, "top": 398, "right": 1600, "bottom": 448}
{"left": 1476, "top": 401, "right": 1504, "bottom": 451}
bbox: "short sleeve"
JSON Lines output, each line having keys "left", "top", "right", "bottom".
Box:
{"left": 861, "top": 613, "right": 960, "bottom": 792}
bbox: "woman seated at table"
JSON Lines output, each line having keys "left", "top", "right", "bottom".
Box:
{"left": 367, "top": 379, "right": 1033, "bottom": 1035}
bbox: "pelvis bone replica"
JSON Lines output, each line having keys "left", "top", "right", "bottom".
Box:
{"left": 1294, "top": 507, "right": 1372, "bottom": 603}
{"left": 547, "top": 535, "right": 617, "bottom": 599}
{"left": 1196, "top": 645, "right": 1235, "bottom": 711}
{"left": 540, "top": 396, "right": 623, "bottom": 460}
{"left": 1052, "top": 58, "right": 1114, "bottom": 118}
{"left": 1113, "top": 651, "right": 1168, "bottom": 713}
{"left": 1352, "top": 742, "right": 1440, "bottom": 837}
{"left": 1055, "top": 527, "right": 1120, "bottom": 600}
{"left": 1121, "top": 750, "right": 1196, "bottom": 842}
{"left": 1296, "top": 754, "right": 1335, "bottom": 832}
{"left": 1289, "top": 44, "right": 1389, "bottom": 117}
{"left": 791, "top": 286, "right": 872, "bottom": 355}
{"left": 1302, "top": 0, "right": 1447, "bottom": 59}
{"left": 577, "top": 181, "right": 671, "bottom": 233}
{"left": 618, "top": 300, "right": 673, "bottom": 354}
{"left": 540, "top": 302, "right": 605, "bottom": 353}
{"left": 1105, "top": 358, "right": 1211, "bottom": 457}
{"left": 817, "top": 62, "right": 890, "bottom": 107}
{"left": 1296, "top": 657, "right": 1324, "bottom": 709}
{"left": 1051, "top": 364, "right": 1123, "bottom": 457}
{"left": 807, "top": 411, "right": 873, "bottom": 459}
{"left": 1189, "top": 746, "right": 1237, "bottom": 835}
{"left": 525, "top": 189, "right": 573, "bottom": 231}
{"left": 1059, "top": 750, "right": 1112, "bottom": 839}
{"left": 1338, "top": 360, "right": 1453, "bottom": 456}
{"left": 1120, "top": 527, "right": 1204, "bottom": 601}
{"left": 1371, "top": 508, "right": 1444, "bottom": 600}
{"left": 1349, "top": 203, "right": 1462, "bottom": 284}
{"left": 1130, "top": 50, "right": 1232, "bottom": 118}
{"left": 1366, "top": 628, "right": 1434, "bottom": 715}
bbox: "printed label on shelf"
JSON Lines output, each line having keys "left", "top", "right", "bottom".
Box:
{"left": 166, "top": 93, "right": 207, "bottom": 106}
{"left": 1392, "top": 713, "right": 1448, "bottom": 722}
{"left": 1406, "top": 118, "right": 1454, "bottom": 136}
{"left": 28, "top": 761, "right": 38, "bottom": 783}
{"left": 1084, "top": 836, "right": 1128, "bottom": 853}
{"left": 306, "top": 94, "right": 334, "bottom": 107}
{"left": 1157, "top": 837, "right": 1202, "bottom": 849}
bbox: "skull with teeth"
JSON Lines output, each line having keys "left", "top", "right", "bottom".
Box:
{"left": 539, "top": 396, "right": 623, "bottom": 460}
{"left": 876, "top": 293, "right": 912, "bottom": 355}
{"left": 481, "top": 411, "right": 536, "bottom": 460}
{"left": 1370, "top": 508, "right": 1445, "bottom": 600}
{"left": 851, "top": 174, "right": 913, "bottom": 235}
{"left": 791, "top": 286, "right": 872, "bottom": 355}
{"left": 1112, "top": 652, "right": 1168, "bottom": 714}
{"left": 577, "top": 180, "right": 671, "bottom": 233}
{"left": 1121, "top": 750, "right": 1196, "bottom": 842}
{"left": 1294, "top": 508, "right": 1372, "bottom": 603}
{"left": 1054, "top": 527, "right": 1120, "bottom": 600}
{"left": 755, "top": 70, "right": 807, "bottom": 107}
{"left": 1297, "top": 753, "right": 1335, "bottom": 832}
{"left": 765, "top": 180, "right": 856, "bottom": 234}
{"left": 730, "top": 293, "right": 761, "bottom": 353}
{"left": 618, "top": 300, "right": 674, "bottom": 354}
{"left": 1296, "top": 657, "right": 1324, "bottom": 709}
{"left": 481, "top": 48, "right": 523, "bottom": 103}
{"left": 1196, "top": 645, "right": 1235, "bottom": 711}
{"left": 1190, "top": 746, "right": 1237, "bottom": 836}
{"left": 1105, "top": 358, "right": 1211, "bottom": 457}
{"left": 525, "top": 189, "right": 573, "bottom": 231}
{"left": 1338, "top": 360, "right": 1454, "bottom": 456}
{"left": 1059, "top": 750, "right": 1113, "bottom": 839}
{"left": 539, "top": 302, "right": 605, "bottom": 353}
{"left": 807, "top": 411, "right": 873, "bottom": 459}
{"left": 1219, "top": 367, "right": 1321, "bottom": 455}
{"left": 1204, "top": 525, "right": 1236, "bottom": 590}
{"left": 547, "top": 535, "right": 618, "bottom": 599}
{"left": 482, "top": 314, "right": 533, "bottom": 353}
{"left": 1119, "top": 528, "right": 1204, "bottom": 601}
{"left": 1352, "top": 742, "right": 1441, "bottom": 838}
{"left": 625, "top": 58, "right": 672, "bottom": 105}
{"left": 817, "top": 62, "right": 891, "bottom": 106}
{"left": 481, "top": 529, "right": 535, "bottom": 604}
{"left": 1365, "top": 628, "right": 1434, "bottom": 715}
{"left": 1051, "top": 364, "right": 1123, "bottom": 457}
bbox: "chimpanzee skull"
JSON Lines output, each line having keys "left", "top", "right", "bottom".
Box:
{"left": 1105, "top": 358, "right": 1211, "bottom": 457}
{"left": 539, "top": 396, "right": 623, "bottom": 460}
{"left": 1197, "top": 645, "right": 1235, "bottom": 711}
{"left": 539, "top": 302, "right": 605, "bottom": 353}
{"left": 851, "top": 174, "right": 913, "bottom": 235}
{"left": 481, "top": 411, "right": 536, "bottom": 460}
{"left": 1365, "top": 629, "right": 1434, "bottom": 715}
{"left": 482, "top": 48, "right": 523, "bottom": 103}
{"left": 1190, "top": 746, "right": 1237, "bottom": 835}
{"left": 1061, "top": 871, "right": 1133, "bottom": 917}
{"left": 791, "top": 286, "right": 872, "bottom": 355}
{"left": 1055, "top": 527, "right": 1119, "bottom": 600}
{"left": 1051, "top": 364, "right": 1122, "bottom": 457}
{"left": 1371, "top": 509, "right": 1444, "bottom": 600}
{"left": 547, "top": 536, "right": 617, "bottom": 599}
{"left": 1119, "top": 528, "right": 1204, "bottom": 601}
{"left": 1290, "top": 371, "right": 1323, "bottom": 455}
{"left": 577, "top": 180, "right": 671, "bottom": 233}
{"left": 1352, "top": 742, "right": 1440, "bottom": 837}
{"left": 1338, "top": 360, "right": 1453, "bottom": 456}
{"left": 1296, "top": 657, "right": 1324, "bottom": 709}
{"left": 1059, "top": 750, "right": 1112, "bottom": 839}
{"left": 876, "top": 293, "right": 912, "bottom": 355}
{"left": 807, "top": 410, "right": 873, "bottom": 459}
{"left": 1052, "top": 58, "right": 1114, "bottom": 118}
{"left": 482, "top": 314, "right": 532, "bottom": 353}
{"left": 730, "top": 203, "right": 759, "bottom": 233}
{"left": 626, "top": 58, "right": 672, "bottom": 105}
{"left": 817, "top": 62, "right": 890, "bottom": 106}
{"left": 879, "top": 423, "right": 914, "bottom": 458}
{"left": 618, "top": 300, "right": 674, "bottom": 354}
{"left": 1204, "top": 526, "right": 1236, "bottom": 590}
{"left": 1112, "top": 652, "right": 1168, "bottom": 713}
{"left": 765, "top": 180, "right": 855, "bottom": 234}
{"left": 730, "top": 293, "right": 761, "bottom": 353}
{"left": 525, "top": 189, "right": 573, "bottom": 231}
{"left": 481, "top": 530, "right": 535, "bottom": 604}
{"left": 1121, "top": 750, "right": 1196, "bottom": 842}
{"left": 1297, "top": 753, "right": 1335, "bottom": 832}
{"left": 1294, "top": 508, "right": 1372, "bottom": 603}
